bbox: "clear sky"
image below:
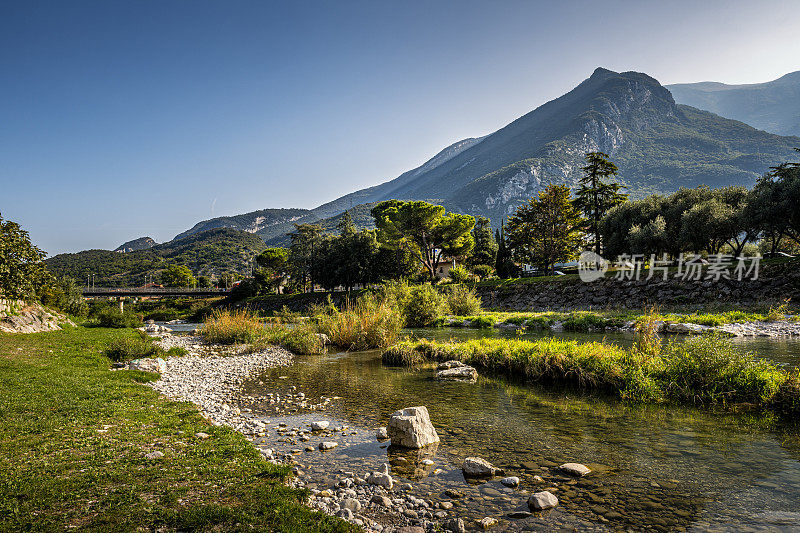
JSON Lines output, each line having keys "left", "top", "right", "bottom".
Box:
{"left": 3, "top": 0, "right": 799, "bottom": 255}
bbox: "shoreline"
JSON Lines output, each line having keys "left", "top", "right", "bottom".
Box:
{"left": 150, "top": 334, "right": 450, "bottom": 532}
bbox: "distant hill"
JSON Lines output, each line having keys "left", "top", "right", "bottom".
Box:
{"left": 667, "top": 71, "right": 800, "bottom": 137}
{"left": 46, "top": 228, "right": 266, "bottom": 286}
{"left": 114, "top": 236, "right": 157, "bottom": 253}
{"left": 263, "top": 203, "right": 379, "bottom": 247}
{"left": 173, "top": 208, "right": 315, "bottom": 242}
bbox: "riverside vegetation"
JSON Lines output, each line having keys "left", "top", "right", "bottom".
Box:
{"left": 383, "top": 309, "right": 800, "bottom": 414}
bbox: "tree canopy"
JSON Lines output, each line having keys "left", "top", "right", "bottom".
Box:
{"left": 572, "top": 151, "right": 628, "bottom": 253}
{"left": 506, "top": 185, "right": 584, "bottom": 274}
{"left": 0, "top": 213, "right": 50, "bottom": 300}
{"left": 371, "top": 200, "right": 475, "bottom": 280}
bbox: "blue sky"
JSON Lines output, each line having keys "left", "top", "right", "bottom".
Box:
{"left": 3, "top": 0, "right": 800, "bottom": 255}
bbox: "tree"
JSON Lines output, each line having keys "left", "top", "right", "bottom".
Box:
{"left": 197, "top": 275, "right": 212, "bottom": 288}
{"left": 494, "top": 223, "right": 518, "bottom": 279}
{"left": 371, "top": 200, "right": 475, "bottom": 280}
{"left": 0, "top": 213, "right": 50, "bottom": 300}
{"left": 288, "top": 224, "right": 323, "bottom": 292}
{"left": 160, "top": 264, "right": 196, "bottom": 287}
{"left": 254, "top": 247, "right": 288, "bottom": 294}
{"left": 573, "top": 152, "right": 628, "bottom": 253}
{"left": 469, "top": 216, "right": 498, "bottom": 267}
{"left": 748, "top": 151, "right": 800, "bottom": 249}
{"left": 506, "top": 185, "right": 584, "bottom": 274}
{"left": 312, "top": 228, "right": 380, "bottom": 292}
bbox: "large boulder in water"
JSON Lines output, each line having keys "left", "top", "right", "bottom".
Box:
{"left": 387, "top": 406, "right": 439, "bottom": 448}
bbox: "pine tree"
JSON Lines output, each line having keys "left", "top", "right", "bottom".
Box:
{"left": 573, "top": 151, "right": 628, "bottom": 253}
{"left": 494, "top": 222, "right": 517, "bottom": 279}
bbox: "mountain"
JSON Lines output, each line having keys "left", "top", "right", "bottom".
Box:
{"left": 667, "top": 71, "right": 800, "bottom": 137}
{"left": 316, "top": 67, "right": 799, "bottom": 224}
{"left": 114, "top": 237, "right": 157, "bottom": 253}
{"left": 173, "top": 67, "right": 800, "bottom": 243}
{"left": 46, "top": 228, "right": 266, "bottom": 286}
{"left": 173, "top": 208, "right": 315, "bottom": 242}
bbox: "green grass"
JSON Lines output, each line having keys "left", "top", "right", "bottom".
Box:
{"left": 0, "top": 328, "right": 354, "bottom": 532}
{"left": 383, "top": 333, "right": 793, "bottom": 410}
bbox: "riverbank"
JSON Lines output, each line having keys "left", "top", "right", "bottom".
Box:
{"left": 148, "top": 333, "right": 464, "bottom": 531}
{"left": 0, "top": 328, "right": 354, "bottom": 532}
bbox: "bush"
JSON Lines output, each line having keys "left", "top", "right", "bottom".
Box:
{"left": 403, "top": 284, "right": 447, "bottom": 327}
{"left": 447, "top": 265, "right": 470, "bottom": 284}
{"left": 88, "top": 304, "right": 142, "bottom": 328}
{"left": 471, "top": 264, "right": 494, "bottom": 280}
{"left": 444, "top": 285, "right": 482, "bottom": 316}
{"left": 105, "top": 333, "right": 160, "bottom": 362}
{"left": 39, "top": 276, "right": 88, "bottom": 317}
{"left": 201, "top": 309, "right": 263, "bottom": 344}
{"left": 317, "top": 295, "right": 403, "bottom": 351}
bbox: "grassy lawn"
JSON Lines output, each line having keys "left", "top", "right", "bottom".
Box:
{"left": 0, "top": 327, "right": 353, "bottom": 533}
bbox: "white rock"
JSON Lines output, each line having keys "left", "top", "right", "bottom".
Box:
{"left": 436, "top": 365, "right": 478, "bottom": 382}
{"left": 311, "top": 421, "right": 330, "bottom": 431}
{"left": 340, "top": 498, "right": 361, "bottom": 512}
{"left": 462, "top": 457, "right": 503, "bottom": 477}
{"left": 559, "top": 462, "right": 591, "bottom": 476}
{"left": 437, "top": 360, "right": 466, "bottom": 370}
{"left": 528, "top": 490, "right": 558, "bottom": 510}
{"left": 479, "top": 517, "right": 498, "bottom": 529}
{"left": 376, "top": 426, "right": 388, "bottom": 439}
{"left": 128, "top": 357, "right": 167, "bottom": 374}
{"left": 319, "top": 441, "right": 338, "bottom": 451}
{"left": 366, "top": 471, "right": 393, "bottom": 489}
{"left": 387, "top": 406, "right": 439, "bottom": 448}
{"left": 145, "top": 450, "right": 164, "bottom": 460}
{"left": 664, "top": 322, "right": 708, "bottom": 334}
{"left": 500, "top": 476, "right": 520, "bottom": 487}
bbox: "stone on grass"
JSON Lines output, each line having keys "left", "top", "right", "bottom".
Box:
{"left": 195, "top": 432, "right": 210, "bottom": 439}
{"left": 462, "top": 457, "right": 503, "bottom": 477}
{"left": 528, "top": 490, "right": 559, "bottom": 511}
{"left": 145, "top": 451, "right": 164, "bottom": 460}
{"left": 559, "top": 462, "right": 591, "bottom": 476}
{"left": 387, "top": 406, "right": 439, "bottom": 448}
{"left": 128, "top": 357, "right": 167, "bottom": 374}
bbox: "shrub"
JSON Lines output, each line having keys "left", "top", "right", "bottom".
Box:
{"left": 445, "top": 285, "right": 482, "bottom": 316}
{"left": 88, "top": 304, "right": 142, "bottom": 328}
{"left": 447, "top": 265, "right": 470, "bottom": 284}
{"left": 471, "top": 264, "right": 494, "bottom": 281}
{"left": 403, "top": 284, "right": 447, "bottom": 327}
{"left": 105, "top": 333, "right": 160, "bottom": 362}
{"left": 767, "top": 299, "right": 791, "bottom": 322}
{"left": 317, "top": 295, "right": 403, "bottom": 351}
{"left": 201, "top": 309, "right": 263, "bottom": 344}
{"left": 562, "top": 312, "right": 608, "bottom": 332}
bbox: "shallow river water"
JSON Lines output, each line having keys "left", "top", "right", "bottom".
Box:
{"left": 232, "top": 329, "right": 800, "bottom": 532}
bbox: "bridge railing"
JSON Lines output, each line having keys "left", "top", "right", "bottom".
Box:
{"left": 82, "top": 287, "right": 230, "bottom": 294}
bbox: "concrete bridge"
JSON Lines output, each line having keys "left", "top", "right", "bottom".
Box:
{"left": 82, "top": 287, "right": 229, "bottom": 298}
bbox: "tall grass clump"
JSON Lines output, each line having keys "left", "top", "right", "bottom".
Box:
{"left": 317, "top": 295, "right": 403, "bottom": 351}
{"left": 659, "top": 335, "right": 784, "bottom": 405}
{"left": 248, "top": 322, "right": 326, "bottom": 355}
{"left": 444, "top": 285, "right": 482, "bottom": 316}
{"left": 201, "top": 309, "right": 264, "bottom": 344}
{"left": 105, "top": 332, "right": 161, "bottom": 362}
{"left": 87, "top": 304, "right": 142, "bottom": 328}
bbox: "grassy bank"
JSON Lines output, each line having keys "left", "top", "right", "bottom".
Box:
{"left": 383, "top": 333, "right": 800, "bottom": 412}
{"left": 0, "top": 327, "right": 353, "bottom": 532}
